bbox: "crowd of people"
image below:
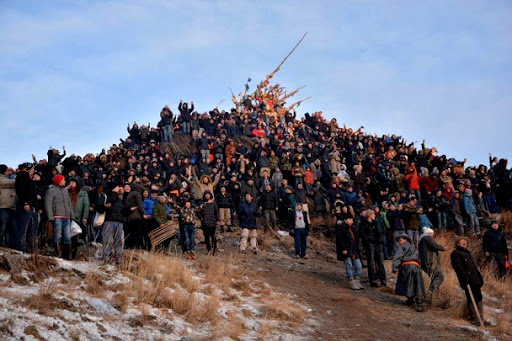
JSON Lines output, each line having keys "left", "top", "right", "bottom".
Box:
{"left": 0, "top": 99, "right": 510, "bottom": 323}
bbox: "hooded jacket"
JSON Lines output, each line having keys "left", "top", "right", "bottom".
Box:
{"left": 199, "top": 191, "right": 219, "bottom": 227}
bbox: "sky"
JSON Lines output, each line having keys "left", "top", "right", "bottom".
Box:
{"left": 1, "top": 0, "right": 511, "bottom": 169}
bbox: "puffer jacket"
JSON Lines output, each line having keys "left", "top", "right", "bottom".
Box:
{"left": 45, "top": 185, "right": 74, "bottom": 220}
{"left": 0, "top": 175, "right": 16, "bottom": 209}
{"left": 199, "top": 201, "right": 219, "bottom": 227}
{"left": 260, "top": 190, "right": 278, "bottom": 210}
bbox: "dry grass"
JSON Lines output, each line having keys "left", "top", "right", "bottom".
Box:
{"left": 84, "top": 271, "right": 105, "bottom": 296}
{"left": 23, "top": 279, "right": 61, "bottom": 315}
{"left": 119, "top": 251, "right": 221, "bottom": 323}
{"left": 430, "top": 232, "right": 512, "bottom": 335}
{"left": 260, "top": 295, "right": 306, "bottom": 323}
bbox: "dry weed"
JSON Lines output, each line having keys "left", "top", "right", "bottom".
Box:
{"left": 260, "top": 295, "right": 306, "bottom": 322}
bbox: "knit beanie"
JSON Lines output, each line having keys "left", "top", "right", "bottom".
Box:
{"left": 53, "top": 174, "right": 65, "bottom": 186}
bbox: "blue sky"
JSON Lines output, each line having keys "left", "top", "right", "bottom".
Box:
{"left": 1, "top": 0, "right": 511, "bottom": 169}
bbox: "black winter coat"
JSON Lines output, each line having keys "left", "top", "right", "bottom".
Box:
{"left": 450, "top": 247, "right": 484, "bottom": 288}
{"left": 15, "top": 171, "right": 38, "bottom": 208}
{"left": 336, "top": 221, "right": 361, "bottom": 261}
{"left": 360, "top": 219, "right": 383, "bottom": 245}
{"left": 483, "top": 228, "right": 508, "bottom": 256}
{"left": 260, "top": 190, "right": 278, "bottom": 210}
{"left": 216, "top": 192, "right": 233, "bottom": 209}
{"left": 386, "top": 209, "right": 404, "bottom": 232}
{"left": 200, "top": 201, "right": 219, "bottom": 227}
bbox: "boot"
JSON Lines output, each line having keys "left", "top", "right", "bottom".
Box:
{"left": 354, "top": 276, "right": 365, "bottom": 290}
{"left": 220, "top": 225, "right": 225, "bottom": 233}
{"left": 63, "top": 244, "right": 72, "bottom": 260}
{"left": 190, "top": 251, "right": 196, "bottom": 260}
{"left": 476, "top": 302, "right": 491, "bottom": 326}
{"left": 55, "top": 243, "right": 62, "bottom": 258}
{"left": 405, "top": 297, "right": 415, "bottom": 306}
{"left": 227, "top": 225, "right": 233, "bottom": 232}
{"left": 348, "top": 277, "right": 359, "bottom": 290}
{"left": 467, "top": 303, "right": 480, "bottom": 326}
{"left": 415, "top": 297, "right": 425, "bottom": 312}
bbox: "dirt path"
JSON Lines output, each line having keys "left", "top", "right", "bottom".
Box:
{"left": 213, "top": 232, "right": 483, "bottom": 341}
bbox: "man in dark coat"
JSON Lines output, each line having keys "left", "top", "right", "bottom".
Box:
{"left": 451, "top": 237, "right": 489, "bottom": 326}
{"left": 418, "top": 227, "right": 446, "bottom": 303}
{"left": 14, "top": 162, "right": 39, "bottom": 252}
{"left": 198, "top": 191, "right": 220, "bottom": 255}
{"left": 483, "top": 220, "right": 509, "bottom": 279}
{"left": 259, "top": 184, "right": 278, "bottom": 233}
{"left": 238, "top": 193, "right": 261, "bottom": 253}
{"left": 336, "top": 215, "right": 364, "bottom": 290}
{"left": 360, "top": 209, "right": 387, "bottom": 287}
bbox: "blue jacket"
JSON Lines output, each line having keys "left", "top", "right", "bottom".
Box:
{"left": 463, "top": 194, "right": 477, "bottom": 214}
{"left": 419, "top": 214, "right": 433, "bottom": 229}
{"left": 238, "top": 202, "right": 261, "bottom": 229}
{"left": 143, "top": 198, "right": 156, "bottom": 218}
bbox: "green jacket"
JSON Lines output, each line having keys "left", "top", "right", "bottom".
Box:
{"left": 75, "top": 190, "right": 90, "bottom": 222}
{"left": 153, "top": 201, "right": 170, "bottom": 226}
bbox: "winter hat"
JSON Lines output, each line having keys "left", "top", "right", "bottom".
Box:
{"left": 395, "top": 233, "right": 412, "bottom": 243}
{"left": 0, "top": 164, "right": 7, "bottom": 175}
{"left": 422, "top": 227, "right": 434, "bottom": 235}
{"left": 53, "top": 174, "right": 65, "bottom": 186}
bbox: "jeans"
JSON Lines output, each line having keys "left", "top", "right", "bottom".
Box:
{"left": 294, "top": 228, "right": 307, "bottom": 257}
{"left": 53, "top": 218, "right": 71, "bottom": 245}
{"left": 102, "top": 221, "right": 124, "bottom": 262}
{"left": 468, "top": 213, "right": 480, "bottom": 235}
{"left": 343, "top": 257, "right": 362, "bottom": 278}
{"left": 453, "top": 215, "right": 464, "bottom": 235}
{"left": 0, "top": 208, "right": 15, "bottom": 247}
{"left": 485, "top": 194, "right": 498, "bottom": 214}
{"left": 14, "top": 206, "right": 39, "bottom": 252}
{"left": 392, "top": 230, "right": 405, "bottom": 256}
{"left": 184, "top": 223, "right": 195, "bottom": 252}
{"left": 407, "top": 229, "right": 419, "bottom": 248}
{"left": 162, "top": 125, "right": 173, "bottom": 143}
{"left": 365, "top": 243, "right": 387, "bottom": 284}
{"left": 182, "top": 121, "right": 191, "bottom": 134}
{"left": 436, "top": 212, "right": 447, "bottom": 232}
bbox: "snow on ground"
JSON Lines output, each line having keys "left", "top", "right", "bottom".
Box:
{"left": 0, "top": 249, "right": 315, "bottom": 340}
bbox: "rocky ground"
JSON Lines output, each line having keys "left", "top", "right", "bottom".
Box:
{"left": 0, "top": 227, "right": 509, "bottom": 341}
